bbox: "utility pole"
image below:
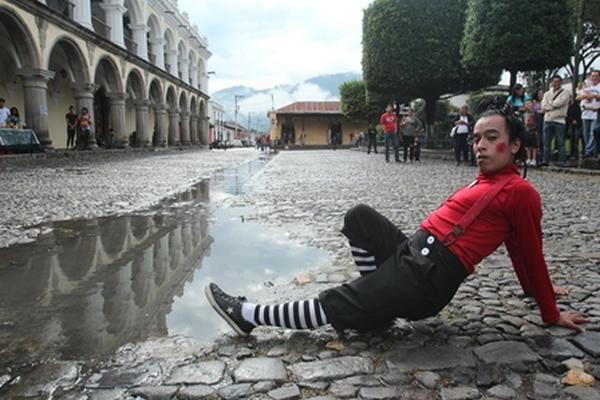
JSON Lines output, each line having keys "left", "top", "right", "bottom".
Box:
{"left": 234, "top": 94, "right": 244, "bottom": 140}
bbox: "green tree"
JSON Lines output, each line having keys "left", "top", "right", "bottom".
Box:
{"left": 339, "top": 80, "right": 380, "bottom": 123}
{"left": 567, "top": 0, "right": 600, "bottom": 95}
{"left": 462, "top": 0, "right": 573, "bottom": 90}
{"left": 362, "top": 0, "right": 500, "bottom": 135}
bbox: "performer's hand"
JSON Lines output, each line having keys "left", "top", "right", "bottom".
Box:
{"left": 553, "top": 285, "right": 570, "bottom": 297}
{"left": 556, "top": 311, "right": 590, "bottom": 333}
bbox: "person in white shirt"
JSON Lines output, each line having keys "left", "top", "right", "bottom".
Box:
{"left": 541, "top": 75, "right": 571, "bottom": 167}
{"left": 0, "top": 98, "right": 10, "bottom": 128}
{"left": 576, "top": 70, "right": 600, "bottom": 157}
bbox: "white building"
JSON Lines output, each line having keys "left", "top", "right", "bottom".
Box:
{"left": 208, "top": 100, "right": 224, "bottom": 143}
{"left": 0, "top": 0, "right": 211, "bottom": 149}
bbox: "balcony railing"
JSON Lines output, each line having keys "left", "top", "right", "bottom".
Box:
{"left": 124, "top": 33, "right": 138, "bottom": 55}
{"left": 92, "top": 16, "right": 111, "bottom": 41}
{"left": 46, "top": 0, "right": 74, "bottom": 18}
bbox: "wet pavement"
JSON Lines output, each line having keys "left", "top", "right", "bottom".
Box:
{"left": 1, "top": 149, "right": 600, "bottom": 399}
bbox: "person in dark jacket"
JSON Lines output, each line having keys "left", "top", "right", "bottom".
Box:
{"left": 453, "top": 105, "right": 475, "bottom": 165}
{"left": 366, "top": 123, "right": 378, "bottom": 154}
{"left": 566, "top": 99, "right": 583, "bottom": 160}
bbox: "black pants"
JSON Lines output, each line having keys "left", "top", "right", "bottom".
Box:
{"left": 319, "top": 204, "right": 467, "bottom": 331}
{"left": 67, "top": 129, "right": 76, "bottom": 148}
{"left": 367, "top": 135, "right": 377, "bottom": 154}
{"left": 454, "top": 134, "right": 469, "bottom": 163}
{"left": 403, "top": 135, "right": 415, "bottom": 161}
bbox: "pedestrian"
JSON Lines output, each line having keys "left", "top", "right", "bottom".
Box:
{"left": 452, "top": 105, "right": 474, "bottom": 165}
{"left": 566, "top": 99, "right": 583, "bottom": 161}
{"left": 541, "top": 75, "right": 571, "bottom": 167}
{"left": 205, "top": 107, "right": 589, "bottom": 336}
{"left": 5, "top": 107, "right": 21, "bottom": 129}
{"left": 65, "top": 105, "right": 78, "bottom": 149}
{"left": 523, "top": 101, "right": 539, "bottom": 166}
{"left": 577, "top": 70, "right": 600, "bottom": 158}
{"left": 329, "top": 120, "right": 342, "bottom": 150}
{"left": 0, "top": 98, "right": 10, "bottom": 128}
{"left": 366, "top": 123, "right": 378, "bottom": 154}
{"left": 506, "top": 83, "right": 530, "bottom": 122}
{"left": 532, "top": 88, "right": 545, "bottom": 165}
{"left": 399, "top": 109, "right": 423, "bottom": 162}
{"left": 380, "top": 104, "right": 399, "bottom": 163}
{"left": 413, "top": 135, "right": 422, "bottom": 162}
{"left": 79, "top": 107, "right": 93, "bottom": 149}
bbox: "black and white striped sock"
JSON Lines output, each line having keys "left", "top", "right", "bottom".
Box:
{"left": 350, "top": 243, "right": 376, "bottom": 275}
{"left": 241, "top": 299, "right": 329, "bottom": 330}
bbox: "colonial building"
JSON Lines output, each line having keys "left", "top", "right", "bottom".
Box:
{"left": 208, "top": 100, "right": 224, "bottom": 143}
{"left": 0, "top": 0, "right": 211, "bottom": 149}
{"left": 269, "top": 101, "right": 367, "bottom": 148}
{"left": 223, "top": 121, "right": 247, "bottom": 142}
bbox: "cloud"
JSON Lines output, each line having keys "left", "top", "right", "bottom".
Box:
{"left": 178, "top": 0, "right": 373, "bottom": 92}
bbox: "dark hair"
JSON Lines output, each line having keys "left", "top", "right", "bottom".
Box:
{"left": 81, "top": 107, "right": 88, "bottom": 113}
{"left": 0, "top": 98, "right": 4, "bottom": 103}
{"left": 477, "top": 101, "right": 528, "bottom": 176}
{"left": 551, "top": 74, "right": 562, "bottom": 82}
{"left": 9, "top": 107, "right": 19, "bottom": 117}
{"left": 532, "top": 88, "right": 544, "bottom": 102}
{"left": 511, "top": 84, "right": 524, "bottom": 99}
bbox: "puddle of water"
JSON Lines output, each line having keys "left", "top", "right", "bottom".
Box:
{"left": 0, "top": 158, "right": 328, "bottom": 371}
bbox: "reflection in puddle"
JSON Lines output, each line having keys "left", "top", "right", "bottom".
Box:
{"left": 0, "top": 158, "right": 329, "bottom": 372}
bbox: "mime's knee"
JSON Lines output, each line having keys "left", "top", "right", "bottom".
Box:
{"left": 344, "top": 204, "right": 374, "bottom": 229}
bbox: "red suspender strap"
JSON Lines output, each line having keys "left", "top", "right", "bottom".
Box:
{"left": 442, "top": 174, "right": 517, "bottom": 246}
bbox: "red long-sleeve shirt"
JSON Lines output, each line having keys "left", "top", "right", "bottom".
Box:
{"left": 421, "top": 164, "right": 560, "bottom": 324}
{"left": 379, "top": 112, "right": 398, "bottom": 133}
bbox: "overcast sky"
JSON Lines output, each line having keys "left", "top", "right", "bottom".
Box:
{"left": 179, "top": 0, "right": 373, "bottom": 93}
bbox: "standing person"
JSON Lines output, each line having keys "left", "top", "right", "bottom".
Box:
{"left": 380, "top": 104, "right": 399, "bottom": 163}
{"left": 205, "top": 108, "right": 588, "bottom": 336}
{"left": 79, "top": 107, "right": 93, "bottom": 150}
{"left": 524, "top": 101, "right": 539, "bottom": 166}
{"left": 5, "top": 107, "right": 21, "bottom": 129}
{"left": 541, "top": 75, "right": 571, "bottom": 167}
{"left": 532, "top": 89, "right": 545, "bottom": 165}
{"left": 0, "top": 98, "right": 10, "bottom": 128}
{"left": 506, "top": 84, "right": 530, "bottom": 122}
{"left": 399, "top": 109, "right": 423, "bottom": 162}
{"left": 452, "top": 105, "right": 474, "bottom": 165}
{"left": 65, "top": 106, "right": 78, "bottom": 149}
{"left": 566, "top": 99, "right": 583, "bottom": 161}
{"left": 577, "top": 70, "right": 600, "bottom": 158}
{"left": 329, "top": 120, "right": 342, "bottom": 150}
{"left": 366, "top": 123, "right": 378, "bottom": 154}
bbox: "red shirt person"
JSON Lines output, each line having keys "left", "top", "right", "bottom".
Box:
{"left": 379, "top": 105, "right": 398, "bottom": 134}
{"left": 206, "top": 109, "right": 589, "bottom": 336}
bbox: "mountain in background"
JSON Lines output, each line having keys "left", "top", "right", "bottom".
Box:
{"left": 211, "top": 72, "right": 361, "bottom": 131}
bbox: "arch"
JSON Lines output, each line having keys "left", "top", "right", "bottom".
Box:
{"left": 166, "top": 85, "right": 177, "bottom": 108}
{"left": 46, "top": 36, "right": 90, "bottom": 83}
{"left": 178, "top": 91, "right": 188, "bottom": 111}
{"left": 163, "top": 28, "right": 176, "bottom": 74}
{"left": 123, "top": 0, "right": 144, "bottom": 25}
{"left": 123, "top": 0, "right": 144, "bottom": 55}
{"left": 197, "top": 58, "right": 206, "bottom": 92}
{"left": 190, "top": 95, "right": 198, "bottom": 115}
{"left": 148, "top": 78, "right": 163, "bottom": 105}
{"left": 147, "top": 13, "right": 161, "bottom": 64}
{"left": 177, "top": 41, "right": 187, "bottom": 80}
{"left": 0, "top": 6, "right": 40, "bottom": 72}
{"left": 125, "top": 68, "right": 146, "bottom": 100}
{"left": 94, "top": 56, "right": 123, "bottom": 93}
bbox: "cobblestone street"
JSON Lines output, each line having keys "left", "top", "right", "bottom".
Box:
{"left": 2, "top": 149, "right": 600, "bottom": 399}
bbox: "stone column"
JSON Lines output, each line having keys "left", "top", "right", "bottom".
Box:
{"left": 72, "top": 82, "right": 98, "bottom": 148}
{"left": 149, "top": 38, "right": 165, "bottom": 69}
{"left": 73, "top": 0, "right": 93, "bottom": 29}
{"left": 107, "top": 92, "right": 128, "bottom": 147}
{"left": 179, "top": 58, "right": 189, "bottom": 82}
{"left": 200, "top": 116, "right": 209, "bottom": 146}
{"left": 154, "top": 104, "right": 168, "bottom": 147}
{"left": 190, "top": 114, "right": 199, "bottom": 144}
{"left": 129, "top": 24, "right": 149, "bottom": 60}
{"left": 168, "top": 108, "right": 180, "bottom": 146}
{"left": 180, "top": 111, "right": 191, "bottom": 145}
{"left": 100, "top": 1, "right": 126, "bottom": 48}
{"left": 18, "top": 69, "right": 55, "bottom": 149}
{"left": 134, "top": 100, "right": 151, "bottom": 147}
{"left": 166, "top": 50, "right": 178, "bottom": 76}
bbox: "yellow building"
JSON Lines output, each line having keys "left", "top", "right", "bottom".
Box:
{"left": 269, "top": 101, "right": 368, "bottom": 148}
{"left": 0, "top": 0, "right": 211, "bottom": 150}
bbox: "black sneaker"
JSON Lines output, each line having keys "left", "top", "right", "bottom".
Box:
{"left": 205, "top": 283, "right": 255, "bottom": 336}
